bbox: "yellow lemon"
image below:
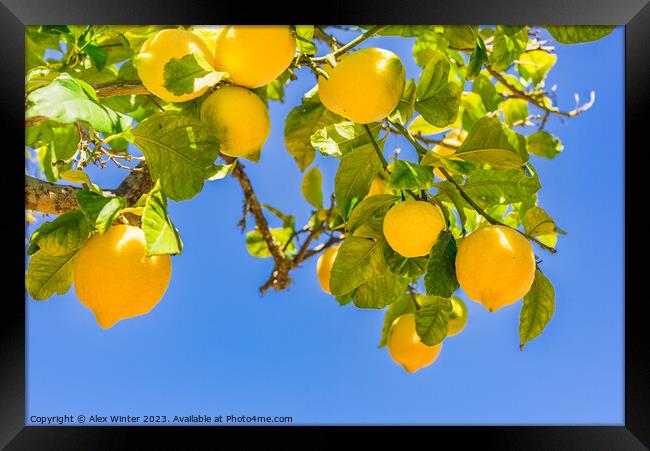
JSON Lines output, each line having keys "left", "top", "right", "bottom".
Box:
{"left": 200, "top": 85, "right": 270, "bottom": 159}
{"left": 455, "top": 225, "right": 536, "bottom": 312}
{"left": 316, "top": 244, "right": 339, "bottom": 294}
{"left": 447, "top": 296, "right": 468, "bottom": 336}
{"left": 433, "top": 128, "right": 467, "bottom": 179}
{"left": 388, "top": 313, "right": 443, "bottom": 373}
{"left": 318, "top": 48, "right": 406, "bottom": 124}
{"left": 135, "top": 28, "right": 216, "bottom": 103}
{"left": 213, "top": 25, "right": 296, "bottom": 89}
{"left": 74, "top": 225, "right": 172, "bottom": 329}
{"left": 367, "top": 176, "right": 388, "bottom": 197}
{"left": 383, "top": 200, "right": 445, "bottom": 258}
{"left": 191, "top": 25, "right": 226, "bottom": 55}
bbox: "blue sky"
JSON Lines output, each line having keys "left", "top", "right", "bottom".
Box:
{"left": 26, "top": 26, "right": 624, "bottom": 425}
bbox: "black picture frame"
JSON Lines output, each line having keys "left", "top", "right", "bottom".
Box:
{"left": 3, "top": 0, "right": 648, "bottom": 448}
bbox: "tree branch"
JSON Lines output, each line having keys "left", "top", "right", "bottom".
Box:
{"left": 25, "top": 162, "right": 153, "bottom": 215}
{"left": 311, "top": 25, "right": 388, "bottom": 63}
{"left": 93, "top": 81, "right": 149, "bottom": 98}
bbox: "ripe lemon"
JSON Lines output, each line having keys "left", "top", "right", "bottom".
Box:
{"left": 433, "top": 129, "right": 467, "bottom": 179}
{"left": 213, "top": 25, "right": 296, "bottom": 89}
{"left": 383, "top": 200, "right": 445, "bottom": 258}
{"left": 456, "top": 225, "right": 536, "bottom": 312}
{"left": 367, "top": 176, "right": 388, "bottom": 197}
{"left": 136, "top": 28, "right": 216, "bottom": 103}
{"left": 447, "top": 296, "right": 468, "bottom": 336}
{"left": 388, "top": 313, "right": 443, "bottom": 373}
{"left": 318, "top": 48, "right": 406, "bottom": 124}
{"left": 316, "top": 244, "right": 340, "bottom": 294}
{"left": 74, "top": 225, "right": 172, "bottom": 329}
{"left": 200, "top": 85, "right": 270, "bottom": 159}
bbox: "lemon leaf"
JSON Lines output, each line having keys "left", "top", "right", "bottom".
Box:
{"left": 415, "top": 295, "right": 452, "bottom": 346}
{"left": 142, "top": 181, "right": 183, "bottom": 256}
{"left": 424, "top": 231, "right": 459, "bottom": 298}
{"left": 301, "top": 166, "right": 323, "bottom": 209}
{"left": 26, "top": 73, "right": 132, "bottom": 134}
{"left": 526, "top": 130, "right": 564, "bottom": 159}
{"left": 346, "top": 194, "right": 398, "bottom": 233}
{"left": 454, "top": 117, "right": 528, "bottom": 169}
{"left": 388, "top": 160, "right": 434, "bottom": 190}
{"left": 245, "top": 227, "right": 295, "bottom": 258}
{"left": 26, "top": 249, "right": 78, "bottom": 301}
{"left": 519, "top": 270, "right": 555, "bottom": 350}
{"left": 334, "top": 141, "right": 383, "bottom": 219}
{"left": 545, "top": 26, "right": 615, "bottom": 44}
{"left": 330, "top": 235, "right": 387, "bottom": 296}
{"left": 28, "top": 210, "right": 91, "bottom": 256}
{"left": 459, "top": 168, "right": 541, "bottom": 207}
{"left": 76, "top": 189, "right": 126, "bottom": 234}
{"left": 311, "top": 121, "right": 381, "bottom": 158}
{"left": 351, "top": 272, "right": 409, "bottom": 309}
{"left": 415, "top": 54, "right": 461, "bottom": 128}
{"left": 132, "top": 111, "right": 220, "bottom": 201}
{"left": 163, "top": 53, "right": 228, "bottom": 96}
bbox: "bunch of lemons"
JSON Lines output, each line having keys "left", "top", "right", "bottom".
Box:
{"left": 75, "top": 26, "right": 299, "bottom": 329}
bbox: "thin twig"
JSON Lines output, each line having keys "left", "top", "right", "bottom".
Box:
{"left": 311, "top": 25, "right": 388, "bottom": 63}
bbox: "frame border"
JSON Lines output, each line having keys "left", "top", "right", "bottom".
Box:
{"left": 4, "top": 0, "right": 649, "bottom": 448}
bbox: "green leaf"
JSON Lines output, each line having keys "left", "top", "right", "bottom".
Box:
{"left": 26, "top": 73, "right": 132, "bottom": 133}
{"left": 29, "top": 210, "right": 90, "bottom": 256}
{"left": 334, "top": 142, "right": 383, "bottom": 219}
{"left": 83, "top": 43, "right": 108, "bottom": 71}
{"left": 26, "top": 249, "right": 78, "bottom": 301}
{"left": 415, "top": 295, "right": 452, "bottom": 346}
{"left": 524, "top": 206, "right": 566, "bottom": 238}
{"left": 295, "top": 25, "right": 317, "bottom": 55}
{"left": 245, "top": 227, "right": 295, "bottom": 258}
{"left": 388, "top": 79, "right": 417, "bottom": 125}
{"left": 461, "top": 91, "right": 487, "bottom": 132}
{"left": 516, "top": 50, "right": 557, "bottom": 86}
{"left": 285, "top": 96, "right": 343, "bottom": 170}
{"left": 491, "top": 27, "right": 528, "bottom": 71}
{"left": 388, "top": 160, "right": 434, "bottom": 190}
{"left": 459, "top": 168, "right": 541, "bottom": 206}
{"left": 503, "top": 98, "right": 529, "bottom": 126}
{"left": 413, "top": 32, "right": 449, "bottom": 67}
{"left": 311, "top": 121, "right": 381, "bottom": 158}
{"left": 301, "top": 166, "right": 323, "bottom": 209}
{"left": 59, "top": 169, "right": 91, "bottom": 185}
{"left": 206, "top": 162, "right": 236, "bottom": 180}
{"left": 415, "top": 55, "right": 461, "bottom": 128}
{"left": 142, "top": 181, "right": 183, "bottom": 256}
{"left": 443, "top": 25, "right": 477, "bottom": 49}
{"left": 163, "top": 53, "right": 228, "bottom": 96}
{"left": 379, "top": 294, "right": 416, "bottom": 347}
{"left": 472, "top": 73, "right": 501, "bottom": 112}
{"left": 76, "top": 189, "right": 126, "bottom": 234}
{"left": 329, "top": 235, "right": 387, "bottom": 296}
{"left": 526, "top": 130, "right": 563, "bottom": 159}
{"left": 466, "top": 36, "right": 488, "bottom": 80}
{"left": 351, "top": 272, "right": 408, "bottom": 309}
{"left": 346, "top": 194, "right": 398, "bottom": 233}
{"left": 266, "top": 70, "right": 291, "bottom": 103}
{"left": 385, "top": 249, "right": 429, "bottom": 278}
{"left": 455, "top": 117, "right": 528, "bottom": 169}
{"left": 424, "top": 231, "right": 459, "bottom": 298}
{"left": 132, "top": 111, "right": 220, "bottom": 201}
{"left": 545, "top": 26, "right": 615, "bottom": 44}
{"left": 519, "top": 270, "right": 555, "bottom": 349}
{"left": 33, "top": 124, "right": 79, "bottom": 182}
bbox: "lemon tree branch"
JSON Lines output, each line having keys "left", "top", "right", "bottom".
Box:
{"left": 311, "top": 25, "right": 388, "bottom": 63}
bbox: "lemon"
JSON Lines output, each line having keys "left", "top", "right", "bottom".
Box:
{"left": 200, "top": 85, "right": 270, "bottom": 159}
{"left": 318, "top": 48, "right": 406, "bottom": 124}
{"left": 367, "top": 176, "right": 388, "bottom": 197}
{"left": 455, "top": 225, "right": 536, "bottom": 312}
{"left": 388, "top": 313, "right": 443, "bottom": 373}
{"left": 74, "top": 225, "right": 172, "bottom": 329}
{"left": 136, "top": 28, "right": 216, "bottom": 103}
{"left": 213, "top": 25, "right": 296, "bottom": 89}
{"left": 191, "top": 25, "right": 226, "bottom": 55}
{"left": 316, "top": 244, "right": 340, "bottom": 294}
{"left": 383, "top": 200, "right": 445, "bottom": 258}
{"left": 447, "top": 296, "right": 468, "bottom": 336}
{"left": 433, "top": 129, "right": 467, "bottom": 179}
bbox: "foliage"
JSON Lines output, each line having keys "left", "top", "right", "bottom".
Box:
{"left": 24, "top": 24, "right": 614, "bottom": 353}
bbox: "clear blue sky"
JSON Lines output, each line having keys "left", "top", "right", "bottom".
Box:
{"left": 26, "top": 26, "right": 624, "bottom": 425}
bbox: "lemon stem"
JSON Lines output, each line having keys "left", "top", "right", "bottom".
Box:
{"left": 312, "top": 25, "right": 389, "bottom": 63}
